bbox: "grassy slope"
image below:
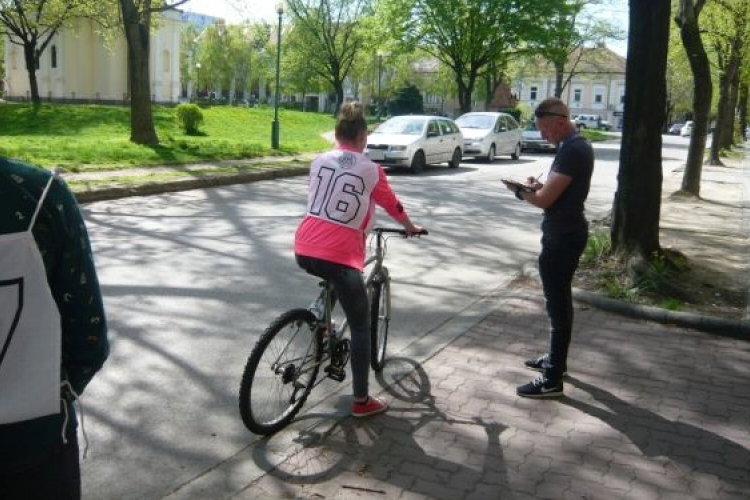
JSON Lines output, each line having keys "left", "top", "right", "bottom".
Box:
{"left": 0, "top": 103, "right": 335, "bottom": 171}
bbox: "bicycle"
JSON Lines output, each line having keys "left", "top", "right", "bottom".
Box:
{"left": 238, "top": 227, "right": 428, "bottom": 435}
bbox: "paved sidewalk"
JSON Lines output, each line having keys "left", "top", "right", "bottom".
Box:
{"left": 224, "top": 284, "right": 750, "bottom": 500}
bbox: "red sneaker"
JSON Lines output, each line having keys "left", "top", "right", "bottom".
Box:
{"left": 351, "top": 396, "right": 388, "bottom": 417}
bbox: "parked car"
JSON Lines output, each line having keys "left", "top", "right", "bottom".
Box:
{"left": 573, "top": 114, "right": 612, "bottom": 131}
{"left": 454, "top": 112, "right": 523, "bottom": 162}
{"left": 680, "top": 121, "right": 694, "bottom": 137}
{"left": 521, "top": 122, "right": 556, "bottom": 153}
{"left": 364, "top": 115, "right": 464, "bottom": 174}
{"left": 668, "top": 122, "right": 684, "bottom": 135}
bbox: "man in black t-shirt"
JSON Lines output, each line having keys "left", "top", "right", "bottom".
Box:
{"left": 502, "top": 97, "right": 594, "bottom": 398}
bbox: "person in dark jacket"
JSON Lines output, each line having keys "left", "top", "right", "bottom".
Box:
{"left": 0, "top": 158, "right": 109, "bottom": 500}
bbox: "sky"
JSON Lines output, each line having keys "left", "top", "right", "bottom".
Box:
{"left": 183, "top": 0, "right": 629, "bottom": 56}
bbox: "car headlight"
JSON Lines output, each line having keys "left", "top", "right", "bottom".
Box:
{"left": 390, "top": 145, "right": 407, "bottom": 152}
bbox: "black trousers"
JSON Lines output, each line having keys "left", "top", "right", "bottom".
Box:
{"left": 538, "top": 228, "right": 588, "bottom": 382}
{"left": 0, "top": 432, "right": 81, "bottom": 500}
{"left": 296, "top": 254, "right": 371, "bottom": 399}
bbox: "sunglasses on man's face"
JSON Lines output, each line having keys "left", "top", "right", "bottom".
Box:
{"left": 534, "top": 110, "right": 568, "bottom": 119}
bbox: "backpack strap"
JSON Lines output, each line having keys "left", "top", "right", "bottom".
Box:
{"left": 28, "top": 170, "right": 58, "bottom": 232}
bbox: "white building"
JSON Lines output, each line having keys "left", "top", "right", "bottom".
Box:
{"left": 3, "top": 10, "right": 184, "bottom": 104}
{"left": 514, "top": 45, "right": 627, "bottom": 129}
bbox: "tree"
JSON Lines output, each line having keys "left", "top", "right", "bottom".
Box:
{"left": 0, "top": 0, "right": 93, "bottom": 108}
{"left": 531, "top": 0, "right": 624, "bottom": 98}
{"left": 387, "top": 83, "right": 423, "bottom": 115}
{"left": 704, "top": 0, "right": 748, "bottom": 162}
{"left": 674, "top": 0, "right": 712, "bottom": 196}
{"left": 118, "top": 0, "right": 189, "bottom": 145}
{"left": 281, "top": 19, "right": 327, "bottom": 108}
{"left": 610, "top": 0, "right": 671, "bottom": 260}
{"left": 379, "top": 0, "right": 569, "bottom": 114}
{"left": 665, "top": 22, "right": 694, "bottom": 126}
{"left": 286, "top": 0, "right": 372, "bottom": 115}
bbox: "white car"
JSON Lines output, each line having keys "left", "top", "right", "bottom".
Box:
{"left": 365, "top": 115, "right": 464, "bottom": 174}
{"left": 680, "top": 121, "right": 694, "bottom": 137}
{"left": 455, "top": 112, "right": 523, "bottom": 162}
{"left": 573, "top": 114, "right": 612, "bottom": 131}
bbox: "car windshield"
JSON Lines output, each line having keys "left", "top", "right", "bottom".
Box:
{"left": 375, "top": 117, "right": 427, "bottom": 135}
{"left": 455, "top": 115, "right": 494, "bottom": 129}
{"left": 525, "top": 123, "right": 538, "bottom": 131}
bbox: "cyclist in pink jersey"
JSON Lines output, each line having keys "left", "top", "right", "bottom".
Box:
{"left": 295, "top": 102, "right": 422, "bottom": 417}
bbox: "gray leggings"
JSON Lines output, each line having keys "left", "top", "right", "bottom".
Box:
{"left": 296, "top": 254, "right": 370, "bottom": 399}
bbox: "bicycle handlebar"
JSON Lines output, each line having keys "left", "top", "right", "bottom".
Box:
{"left": 372, "top": 227, "right": 429, "bottom": 237}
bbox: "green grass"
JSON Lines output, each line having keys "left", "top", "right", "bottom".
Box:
{"left": 0, "top": 102, "right": 335, "bottom": 169}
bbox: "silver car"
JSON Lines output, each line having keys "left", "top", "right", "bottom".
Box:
{"left": 521, "top": 122, "right": 556, "bottom": 153}
{"left": 455, "top": 112, "right": 523, "bottom": 162}
{"left": 365, "top": 115, "right": 464, "bottom": 174}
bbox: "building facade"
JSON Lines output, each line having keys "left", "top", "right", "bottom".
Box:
{"left": 3, "top": 10, "right": 184, "bottom": 104}
{"left": 514, "top": 46, "right": 626, "bottom": 129}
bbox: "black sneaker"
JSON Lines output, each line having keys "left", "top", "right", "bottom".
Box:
{"left": 516, "top": 376, "right": 563, "bottom": 398}
{"left": 524, "top": 354, "right": 567, "bottom": 376}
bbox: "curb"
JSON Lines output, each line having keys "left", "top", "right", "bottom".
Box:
{"left": 521, "top": 261, "right": 749, "bottom": 341}
{"left": 73, "top": 165, "right": 310, "bottom": 204}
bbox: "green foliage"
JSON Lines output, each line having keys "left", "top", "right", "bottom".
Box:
{"left": 175, "top": 104, "right": 204, "bottom": 135}
{"left": 581, "top": 228, "right": 612, "bottom": 265}
{"left": 388, "top": 84, "right": 424, "bottom": 115}
{"left": 0, "top": 102, "right": 335, "bottom": 168}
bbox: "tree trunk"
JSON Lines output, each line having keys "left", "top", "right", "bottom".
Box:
{"left": 709, "top": 41, "right": 741, "bottom": 161}
{"left": 554, "top": 61, "right": 564, "bottom": 98}
{"left": 120, "top": 0, "right": 159, "bottom": 146}
{"left": 23, "top": 44, "right": 41, "bottom": 108}
{"left": 610, "top": 0, "right": 670, "bottom": 259}
{"left": 676, "top": 0, "right": 711, "bottom": 196}
{"left": 739, "top": 83, "right": 748, "bottom": 141}
{"left": 723, "top": 55, "right": 741, "bottom": 148}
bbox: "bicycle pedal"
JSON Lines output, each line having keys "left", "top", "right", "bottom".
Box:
{"left": 324, "top": 365, "right": 346, "bottom": 382}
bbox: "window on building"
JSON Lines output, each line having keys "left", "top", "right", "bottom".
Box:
{"left": 51, "top": 46, "right": 57, "bottom": 69}
{"left": 574, "top": 88, "right": 582, "bottom": 102}
{"left": 530, "top": 86, "right": 538, "bottom": 101}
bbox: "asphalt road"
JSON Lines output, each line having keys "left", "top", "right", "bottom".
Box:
{"left": 79, "top": 136, "right": 646, "bottom": 500}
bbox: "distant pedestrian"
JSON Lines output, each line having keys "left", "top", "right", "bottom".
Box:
{"left": 295, "top": 101, "right": 422, "bottom": 417}
{"left": 502, "top": 97, "right": 594, "bottom": 398}
{"left": 0, "top": 159, "right": 109, "bottom": 500}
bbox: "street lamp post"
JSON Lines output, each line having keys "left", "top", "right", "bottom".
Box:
{"left": 376, "top": 51, "right": 389, "bottom": 121}
{"left": 376, "top": 52, "right": 383, "bottom": 120}
{"left": 271, "top": 3, "right": 284, "bottom": 149}
{"left": 194, "top": 63, "right": 201, "bottom": 100}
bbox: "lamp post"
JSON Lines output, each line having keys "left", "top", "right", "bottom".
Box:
{"left": 376, "top": 51, "right": 388, "bottom": 121}
{"left": 194, "top": 63, "right": 201, "bottom": 100}
{"left": 271, "top": 2, "right": 284, "bottom": 149}
{"left": 376, "top": 52, "right": 383, "bottom": 120}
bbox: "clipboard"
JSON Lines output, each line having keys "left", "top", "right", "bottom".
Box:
{"left": 502, "top": 178, "right": 538, "bottom": 193}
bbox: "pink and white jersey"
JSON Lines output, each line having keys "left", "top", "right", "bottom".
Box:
{"left": 295, "top": 147, "right": 408, "bottom": 270}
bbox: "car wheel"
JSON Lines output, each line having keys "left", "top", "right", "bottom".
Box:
{"left": 511, "top": 143, "right": 521, "bottom": 160}
{"left": 486, "top": 144, "right": 496, "bottom": 163}
{"left": 410, "top": 150, "right": 425, "bottom": 174}
{"left": 448, "top": 148, "right": 462, "bottom": 168}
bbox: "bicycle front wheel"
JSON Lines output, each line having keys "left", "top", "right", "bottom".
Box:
{"left": 239, "top": 309, "right": 322, "bottom": 435}
{"left": 369, "top": 274, "right": 391, "bottom": 372}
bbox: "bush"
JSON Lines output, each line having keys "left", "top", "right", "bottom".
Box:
{"left": 175, "top": 103, "right": 204, "bottom": 135}
{"left": 388, "top": 84, "right": 424, "bottom": 116}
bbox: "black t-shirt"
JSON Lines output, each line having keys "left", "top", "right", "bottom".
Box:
{"left": 542, "top": 135, "right": 594, "bottom": 235}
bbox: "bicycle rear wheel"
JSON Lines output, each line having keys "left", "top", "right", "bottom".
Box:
{"left": 239, "top": 309, "right": 322, "bottom": 435}
{"left": 369, "top": 273, "right": 391, "bottom": 372}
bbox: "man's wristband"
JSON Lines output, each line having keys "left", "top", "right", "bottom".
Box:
{"left": 515, "top": 187, "right": 524, "bottom": 200}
